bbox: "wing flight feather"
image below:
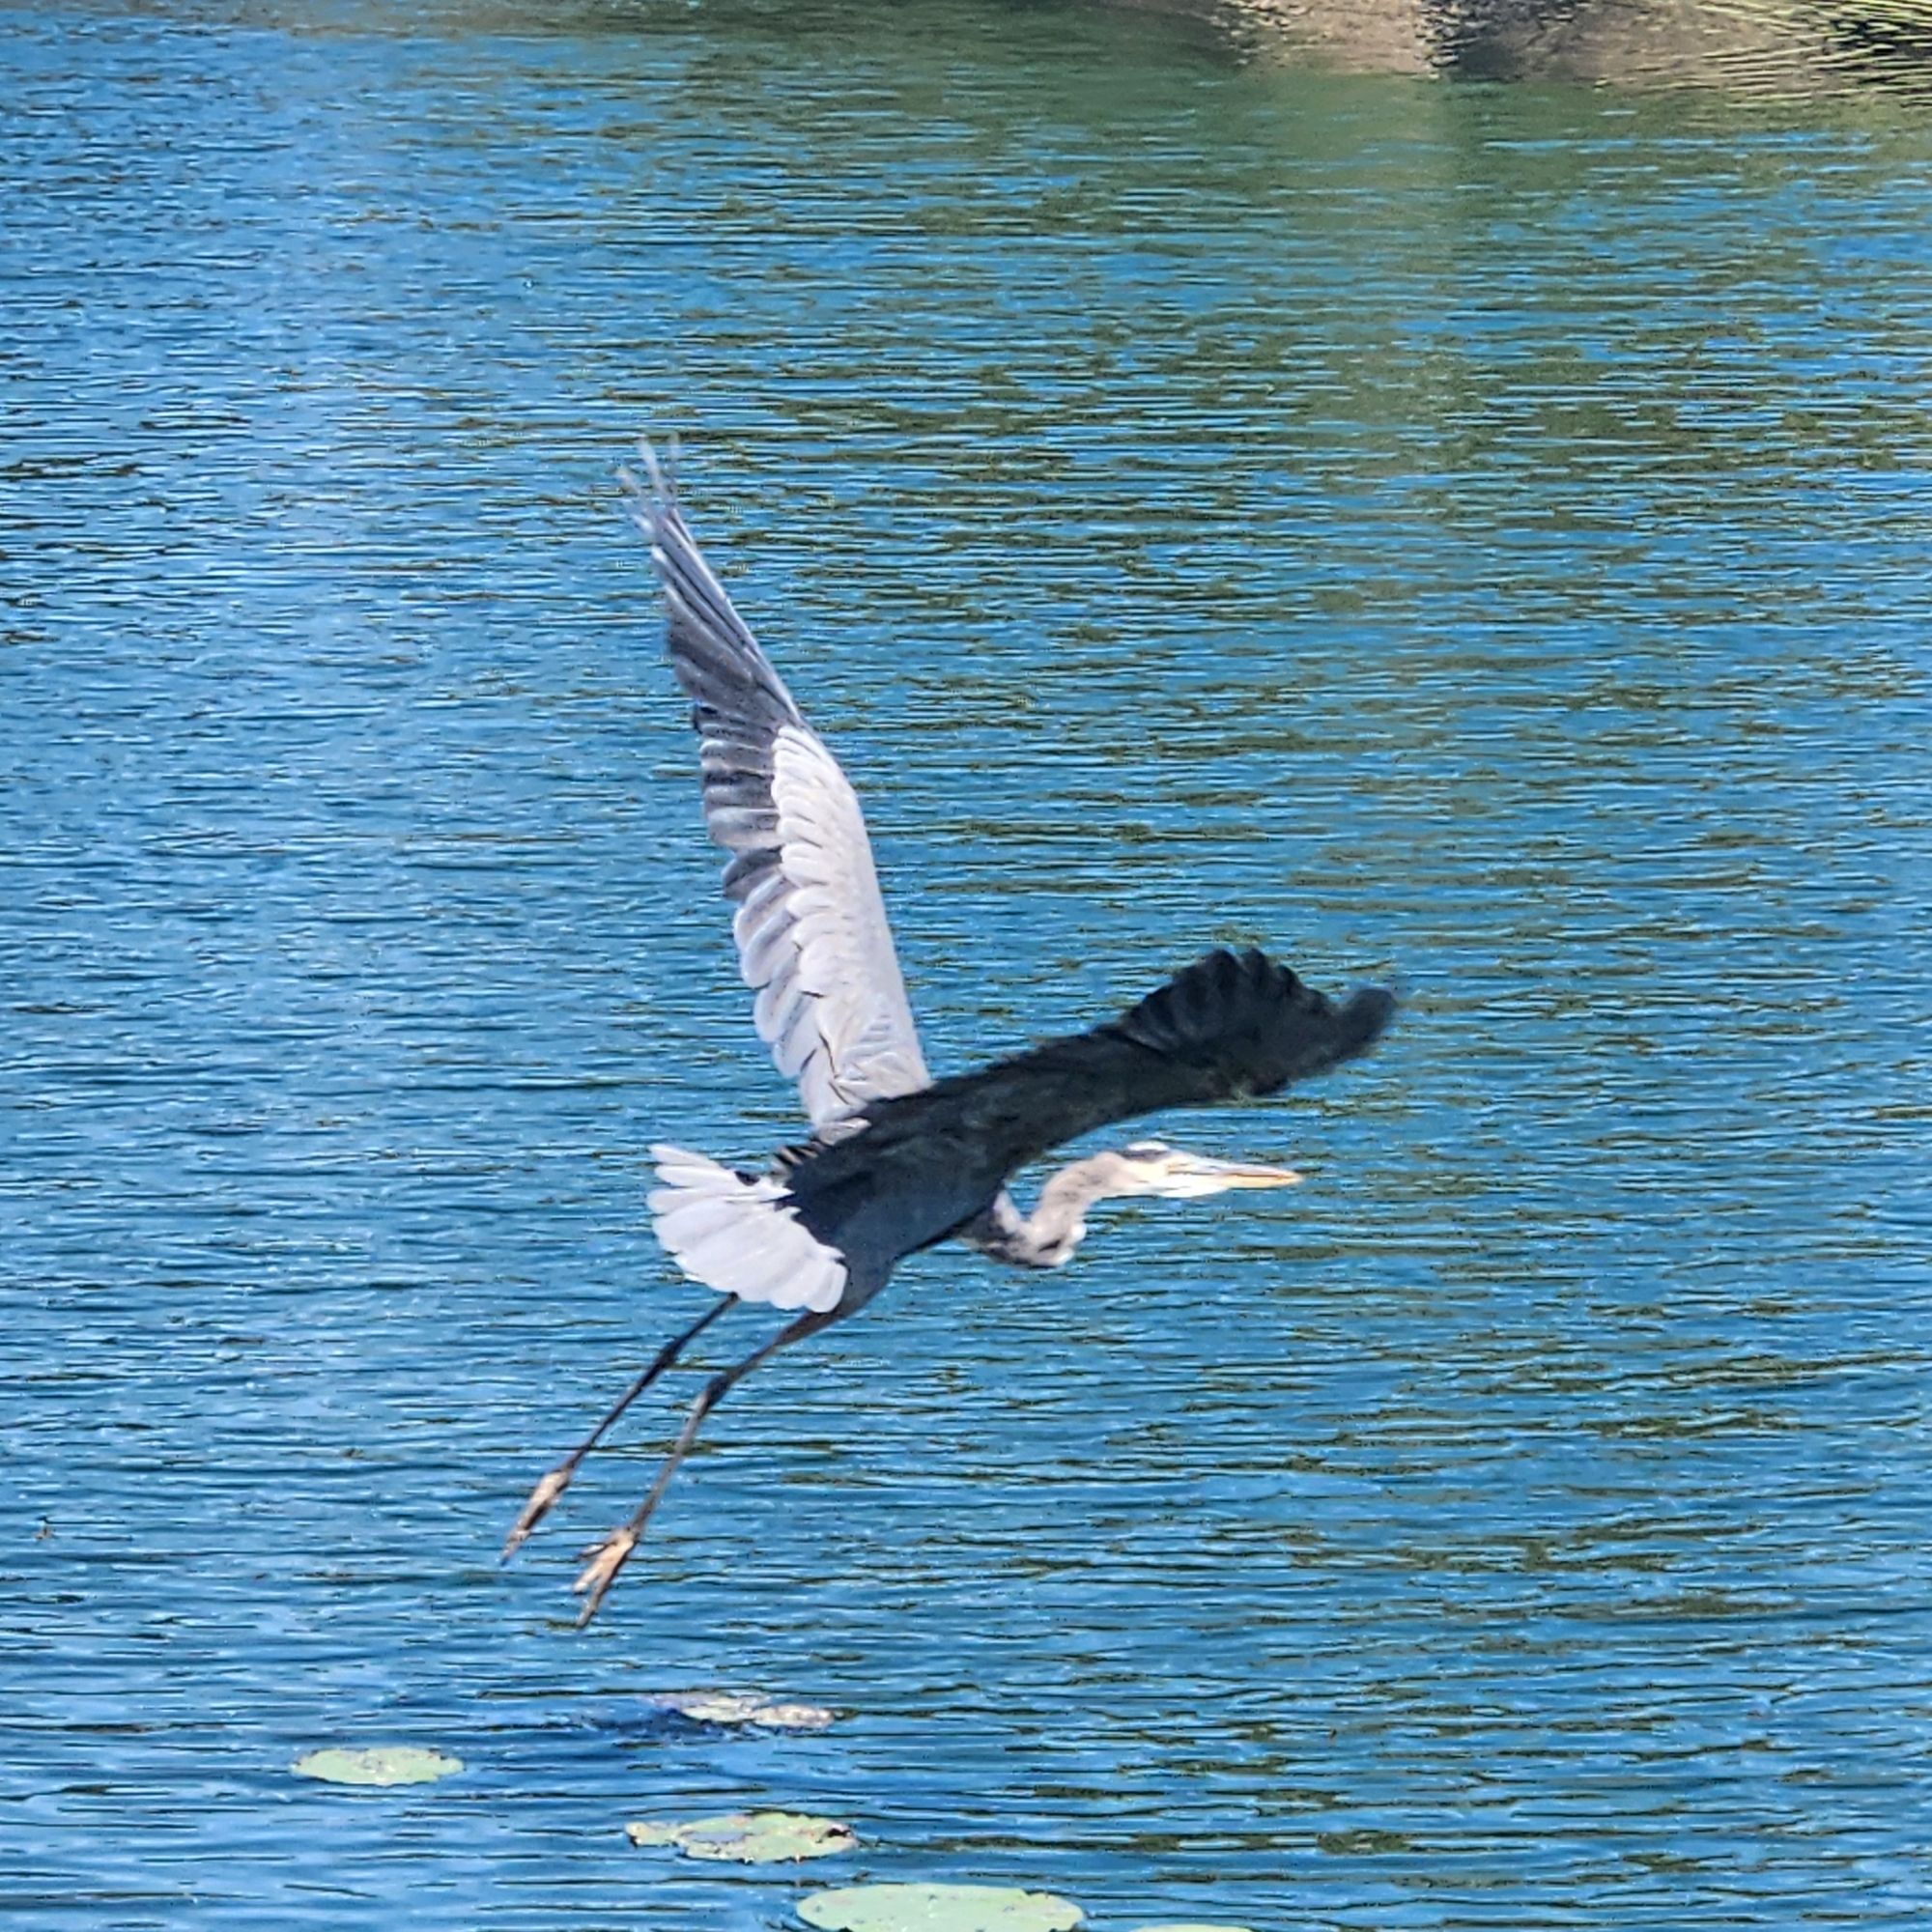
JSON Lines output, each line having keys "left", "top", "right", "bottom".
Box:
{"left": 648, "top": 1144, "right": 850, "bottom": 1313}
{"left": 624, "top": 447, "right": 930, "bottom": 1126}
{"left": 783, "top": 949, "right": 1395, "bottom": 1236}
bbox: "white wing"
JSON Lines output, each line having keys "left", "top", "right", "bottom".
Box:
{"left": 624, "top": 448, "right": 930, "bottom": 1126}
{"left": 647, "top": 1145, "right": 849, "bottom": 1313}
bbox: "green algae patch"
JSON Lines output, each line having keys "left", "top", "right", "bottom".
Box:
{"left": 291, "top": 1745, "right": 463, "bottom": 1787}
{"left": 626, "top": 1809, "right": 857, "bottom": 1862}
{"left": 643, "top": 1690, "right": 836, "bottom": 1731}
{"left": 799, "top": 1884, "right": 1084, "bottom": 1932}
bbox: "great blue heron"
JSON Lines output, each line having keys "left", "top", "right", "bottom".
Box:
{"left": 507, "top": 444, "right": 1396, "bottom": 1624}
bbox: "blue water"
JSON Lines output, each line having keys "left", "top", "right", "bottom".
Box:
{"left": 5, "top": 3, "right": 1932, "bottom": 1927}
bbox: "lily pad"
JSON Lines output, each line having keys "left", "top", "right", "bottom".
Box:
{"left": 643, "top": 1690, "right": 836, "bottom": 1731}
{"left": 291, "top": 1745, "right": 463, "bottom": 1787}
{"left": 799, "top": 1884, "right": 1084, "bottom": 1932}
{"left": 627, "top": 1809, "right": 857, "bottom": 1862}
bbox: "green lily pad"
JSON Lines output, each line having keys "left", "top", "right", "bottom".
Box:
{"left": 627, "top": 1809, "right": 857, "bottom": 1862}
{"left": 644, "top": 1690, "right": 836, "bottom": 1731}
{"left": 291, "top": 1745, "right": 463, "bottom": 1787}
{"left": 799, "top": 1884, "right": 1085, "bottom": 1932}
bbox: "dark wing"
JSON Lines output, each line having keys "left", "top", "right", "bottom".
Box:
{"left": 782, "top": 948, "right": 1395, "bottom": 1271}
{"left": 622, "top": 444, "right": 930, "bottom": 1126}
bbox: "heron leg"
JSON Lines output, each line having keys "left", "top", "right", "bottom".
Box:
{"left": 502, "top": 1297, "right": 732, "bottom": 1560}
{"left": 572, "top": 1305, "right": 837, "bottom": 1626}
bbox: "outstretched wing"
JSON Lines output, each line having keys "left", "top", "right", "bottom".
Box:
{"left": 647, "top": 1144, "right": 850, "bottom": 1314}
{"left": 623, "top": 445, "right": 930, "bottom": 1126}
{"left": 782, "top": 949, "right": 1395, "bottom": 1271}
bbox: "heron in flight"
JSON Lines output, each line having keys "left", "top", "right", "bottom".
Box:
{"left": 507, "top": 444, "right": 1396, "bottom": 1624}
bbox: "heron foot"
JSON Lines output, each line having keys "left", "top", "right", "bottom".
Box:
{"left": 502, "top": 1465, "right": 573, "bottom": 1560}
{"left": 572, "top": 1524, "right": 639, "bottom": 1626}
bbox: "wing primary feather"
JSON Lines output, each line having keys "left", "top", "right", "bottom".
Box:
{"left": 781, "top": 949, "right": 1395, "bottom": 1222}
{"left": 625, "top": 444, "right": 931, "bottom": 1125}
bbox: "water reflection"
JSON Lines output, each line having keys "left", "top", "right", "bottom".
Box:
{"left": 1147, "top": 0, "right": 1932, "bottom": 91}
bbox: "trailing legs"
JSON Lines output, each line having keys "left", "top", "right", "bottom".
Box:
{"left": 572, "top": 1306, "right": 837, "bottom": 1626}
{"left": 502, "top": 1297, "right": 732, "bottom": 1559}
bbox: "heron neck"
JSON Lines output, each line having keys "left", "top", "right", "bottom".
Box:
{"left": 969, "top": 1157, "right": 1115, "bottom": 1269}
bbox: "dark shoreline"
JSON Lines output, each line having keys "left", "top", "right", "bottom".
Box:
{"left": 1120, "top": 0, "right": 1932, "bottom": 89}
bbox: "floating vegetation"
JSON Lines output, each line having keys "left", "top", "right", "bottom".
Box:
{"left": 642, "top": 1690, "right": 836, "bottom": 1731}
{"left": 1128, "top": 1923, "right": 1259, "bottom": 1932}
{"left": 799, "top": 1883, "right": 1085, "bottom": 1932}
{"left": 627, "top": 1809, "right": 858, "bottom": 1863}
{"left": 291, "top": 1745, "right": 464, "bottom": 1787}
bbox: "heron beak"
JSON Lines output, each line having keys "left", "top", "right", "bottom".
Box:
{"left": 1179, "top": 1154, "right": 1304, "bottom": 1190}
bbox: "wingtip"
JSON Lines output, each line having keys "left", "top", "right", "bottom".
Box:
{"left": 639, "top": 433, "right": 678, "bottom": 503}
{"left": 618, "top": 435, "right": 679, "bottom": 526}
{"left": 1343, "top": 982, "right": 1399, "bottom": 1052}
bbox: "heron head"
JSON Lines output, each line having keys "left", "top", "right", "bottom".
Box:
{"left": 1103, "top": 1139, "right": 1303, "bottom": 1201}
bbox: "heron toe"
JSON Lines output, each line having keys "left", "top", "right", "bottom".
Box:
{"left": 573, "top": 1525, "right": 639, "bottom": 1623}
{"left": 502, "top": 1465, "right": 573, "bottom": 1559}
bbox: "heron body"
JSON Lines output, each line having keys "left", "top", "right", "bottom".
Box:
{"left": 507, "top": 443, "right": 1397, "bottom": 1622}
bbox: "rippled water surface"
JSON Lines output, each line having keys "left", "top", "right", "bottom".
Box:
{"left": 6, "top": 3, "right": 1932, "bottom": 1926}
